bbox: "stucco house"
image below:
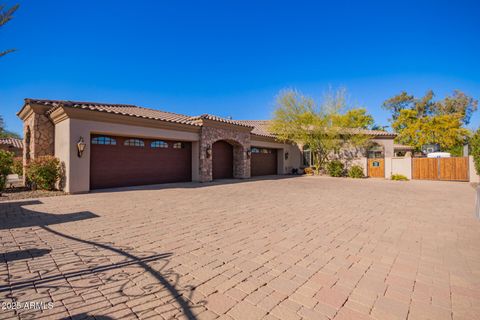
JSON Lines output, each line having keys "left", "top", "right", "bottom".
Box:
{"left": 0, "top": 137, "right": 23, "bottom": 157}
{"left": 17, "top": 99, "right": 396, "bottom": 193}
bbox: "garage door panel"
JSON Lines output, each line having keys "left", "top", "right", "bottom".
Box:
{"left": 251, "top": 148, "right": 277, "bottom": 176}
{"left": 90, "top": 135, "right": 191, "bottom": 189}
{"left": 212, "top": 141, "right": 233, "bottom": 179}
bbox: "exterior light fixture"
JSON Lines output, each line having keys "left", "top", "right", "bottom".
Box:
{"left": 285, "top": 152, "right": 289, "bottom": 160}
{"left": 77, "top": 137, "right": 86, "bottom": 158}
{"left": 246, "top": 149, "right": 252, "bottom": 159}
{"left": 206, "top": 144, "right": 212, "bottom": 158}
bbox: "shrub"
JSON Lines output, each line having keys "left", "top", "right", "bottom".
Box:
{"left": 11, "top": 157, "right": 23, "bottom": 176}
{"left": 303, "top": 167, "right": 314, "bottom": 175}
{"left": 391, "top": 174, "right": 409, "bottom": 181}
{"left": 348, "top": 165, "right": 364, "bottom": 178}
{"left": 327, "top": 160, "right": 344, "bottom": 177}
{"left": 26, "top": 156, "right": 61, "bottom": 190}
{"left": 471, "top": 128, "right": 480, "bottom": 175}
{"left": 0, "top": 150, "right": 14, "bottom": 192}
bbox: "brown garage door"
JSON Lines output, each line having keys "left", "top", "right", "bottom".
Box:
{"left": 90, "top": 135, "right": 191, "bottom": 189}
{"left": 212, "top": 140, "right": 233, "bottom": 179}
{"left": 251, "top": 147, "right": 277, "bottom": 176}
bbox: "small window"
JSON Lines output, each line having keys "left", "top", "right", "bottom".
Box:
{"left": 151, "top": 140, "right": 168, "bottom": 148}
{"left": 173, "top": 142, "right": 185, "bottom": 149}
{"left": 92, "top": 136, "right": 116, "bottom": 145}
{"left": 251, "top": 147, "right": 260, "bottom": 153}
{"left": 124, "top": 139, "right": 145, "bottom": 147}
{"left": 303, "top": 149, "right": 312, "bottom": 166}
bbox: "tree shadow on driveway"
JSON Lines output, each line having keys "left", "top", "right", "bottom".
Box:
{"left": 0, "top": 200, "right": 199, "bottom": 320}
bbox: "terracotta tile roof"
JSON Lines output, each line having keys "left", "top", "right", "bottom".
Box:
{"left": 23, "top": 99, "right": 397, "bottom": 139}
{"left": 188, "top": 114, "right": 254, "bottom": 128}
{"left": 235, "top": 120, "right": 275, "bottom": 137}
{"left": 237, "top": 120, "right": 397, "bottom": 138}
{"left": 0, "top": 137, "right": 23, "bottom": 149}
{"left": 394, "top": 143, "right": 414, "bottom": 150}
{"left": 25, "top": 99, "right": 200, "bottom": 126}
{"left": 345, "top": 127, "right": 397, "bottom": 138}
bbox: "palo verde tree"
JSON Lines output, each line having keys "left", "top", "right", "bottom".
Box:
{"left": 383, "top": 90, "right": 477, "bottom": 155}
{"left": 269, "top": 88, "right": 373, "bottom": 173}
{"left": 1, "top": 3, "right": 19, "bottom": 57}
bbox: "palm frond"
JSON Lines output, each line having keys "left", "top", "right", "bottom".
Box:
{"left": 0, "top": 4, "right": 19, "bottom": 26}
{"left": 0, "top": 48, "right": 15, "bottom": 57}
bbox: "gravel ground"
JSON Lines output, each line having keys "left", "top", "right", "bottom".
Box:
{"left": 0, "top": 187, "right": 65, "bottom": 202}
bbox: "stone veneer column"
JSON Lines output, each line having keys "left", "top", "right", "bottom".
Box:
{"left": 199, "top": 125, "right": 251, "bottom": 182}
{"left": 22, "top": 111, "right": 55, "bottom": 183}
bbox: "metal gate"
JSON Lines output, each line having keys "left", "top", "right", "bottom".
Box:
{"left": 412, "top": 157, "right": 469, "bottom": 181}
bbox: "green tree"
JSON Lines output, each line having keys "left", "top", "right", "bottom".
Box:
{"left": 332, "top": 108, "right": 374, "bottom": 129}
{"left": 433, "top": 90, "right": 478, "bottom": 125}
{"left": 0, "top": 150, "right": 13, "bottom": 193}
{"left": 0, "top": 115, "right": 21, "bottom": 138}
{"left": 383, "top": 90, "right": 476, "bottom": 152}
{"left": 382, "top": 91, "right": 414, "bottom": 120}
{"left": 0, "top": 4, "right": 19, "bottom": 57}
{"left": 471, "top": 129, "right": 480, "bottom": 175}
{"left": 269, "top": 88, "right": 372, "bottom": 172}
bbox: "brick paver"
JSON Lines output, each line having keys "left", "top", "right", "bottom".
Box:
{"left": 0, "top": 176, "right": 479, "bottom": 319}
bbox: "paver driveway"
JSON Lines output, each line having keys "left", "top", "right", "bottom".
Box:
{"left": 1, "top": 176, "right": 479, "bottom": 320}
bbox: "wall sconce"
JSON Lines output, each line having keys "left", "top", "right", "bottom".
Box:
{"left": 206, "top": 144, "right": 212, "bottom": 158}
{"left": 285, "top": 152, "right": 289, "bottom": 160}
{"left": 77, "top": 137, "right": 86, "bottom": 158}
{"left": 246, "top": 149, "right": 252, "bottom": 159}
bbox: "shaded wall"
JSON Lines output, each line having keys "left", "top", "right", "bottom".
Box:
{"left": 391, "top": 157, "right": 412, "bottom": 180}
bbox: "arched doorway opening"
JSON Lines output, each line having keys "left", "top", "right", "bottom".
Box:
{"left": 212, "top": 140, "right": 234, "bottom": 179}
{"left": 25, "top": 126, "right": 31, "bottom": 161}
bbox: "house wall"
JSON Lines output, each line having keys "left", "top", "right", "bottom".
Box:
{"left": 59, "top": 118, "right": 201, "bottom": 193}
{"left": 54, "top": 119, "right": 71, "bottom": 190}
{"left": 373, "top": 137, "right": 394, "bottom": 158}
{"left": 349, "top": 157, "right": 368, "bottom": 176}
{"left": 390, "top": 157, "right": 412, "bottom": 180}
{"left": 470, "top": 156, "right": 479, "bottom": 183}
{"left": 51, "top": 116, "right": 303, "bottom": 193}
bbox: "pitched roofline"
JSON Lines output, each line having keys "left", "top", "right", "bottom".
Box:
{"left": 17, "top": 98, "right": 396, "bottom": 139}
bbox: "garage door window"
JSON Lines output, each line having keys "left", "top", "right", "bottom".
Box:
{"left": 173, "top": 142, "right": 185, "bottom": 149}
{"left": 151, "top": 140, "right": 168, "bottom": 148}
{"left": 124, "top": 139, "right": 145, "bottom": 147}
{"left": 91, "top": 136, "right": 116, "bottom": 145}
{"left": 251, "top": 147, "right": 273, "bottom": 154}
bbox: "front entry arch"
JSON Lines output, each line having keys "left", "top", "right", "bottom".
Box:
{"left": 212, "top": 140, "right": 234, "bottom": 179}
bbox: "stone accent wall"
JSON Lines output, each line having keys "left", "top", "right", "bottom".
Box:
{"left": 199, "top": 125, "right": 251, "bottom": 182}
{"left": 22, "top": 112, "right": 55, "bottom": 181}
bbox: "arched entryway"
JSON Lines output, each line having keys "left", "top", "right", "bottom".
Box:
{"left": 212, "top": 140, "right": 234, "bottom": 179}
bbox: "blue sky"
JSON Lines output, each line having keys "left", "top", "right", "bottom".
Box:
{"left": 1, "top": 0, "right": 479, "bottom": 135}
